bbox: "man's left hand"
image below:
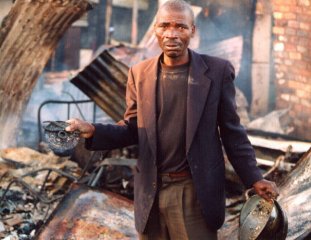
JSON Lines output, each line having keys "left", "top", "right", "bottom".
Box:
{"left": 253, "top": 179, "right": 279, "bottom": 202}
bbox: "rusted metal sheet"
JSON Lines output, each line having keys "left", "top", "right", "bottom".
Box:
{"left": 35, "top": 184, "right": 137, "bottom": 240}
{"left": 71, "top": 50, "right": 129, "bottom": 121}
{"left": 277, "top": 147, "right": 311, "bottom": 240}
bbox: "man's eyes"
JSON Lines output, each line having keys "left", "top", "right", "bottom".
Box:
{"left": 178, "top": 26, "right": 187, "bottom": 29}
{"left": 157, "top": 25, "right": 188, "bottom": 30}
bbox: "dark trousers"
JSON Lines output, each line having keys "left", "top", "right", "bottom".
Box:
{"left": 139, "top": 176, "right": 218, "bottom": 240}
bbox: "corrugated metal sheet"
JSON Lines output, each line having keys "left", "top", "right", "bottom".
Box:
{"left": 71, "top": 49, "right": 129, "bottom": 121}
{"left": 35, "top": 184, "right": 137, "bottom": 240}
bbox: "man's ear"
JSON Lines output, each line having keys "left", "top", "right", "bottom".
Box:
{"left": 191, "top": 25, "right": 196, "bottom": 37}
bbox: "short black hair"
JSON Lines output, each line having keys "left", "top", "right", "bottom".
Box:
{"left": 157, "top": 0, "right": 194, "bottom": 24}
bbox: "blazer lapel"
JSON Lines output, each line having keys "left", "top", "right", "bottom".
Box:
{"left": 186, "top": 50, "right": 212, "bottom": 154}
{"left": 138, "top": 55, "right": 160, "bottom": 160}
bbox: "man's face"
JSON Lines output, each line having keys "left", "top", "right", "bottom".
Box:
{"left": 154, "top": 8, "right": 195, "bottom": 62}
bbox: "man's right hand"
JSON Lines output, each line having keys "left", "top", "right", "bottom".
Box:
{"left": 252, "top": 179, "right": 279, "bottom": 202}
{"left": 65, "top": 118, "right": 95, "bottom": 139}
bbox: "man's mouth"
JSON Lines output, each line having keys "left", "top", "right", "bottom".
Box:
{"left": 164, "top": 43, "right": 180, "bottom": 50}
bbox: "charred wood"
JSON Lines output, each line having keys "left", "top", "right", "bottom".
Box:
{"left": 0, "top": 0, "right": 91, "bottom": 148}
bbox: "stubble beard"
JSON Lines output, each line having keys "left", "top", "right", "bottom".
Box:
{"left": 164, "top": 51, "right": 180, "bottom": 58}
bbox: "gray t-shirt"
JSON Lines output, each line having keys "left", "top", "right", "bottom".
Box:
{"left": 156, "top": 61, "right": 189, "bottom": 173}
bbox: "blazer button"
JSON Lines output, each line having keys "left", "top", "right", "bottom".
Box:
{"left": 152, "top": 182, "right": 156, "bottom": 189}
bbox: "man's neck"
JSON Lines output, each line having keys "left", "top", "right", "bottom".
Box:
{"left": 162, "top": 51, "right": 190, "bottom": 66}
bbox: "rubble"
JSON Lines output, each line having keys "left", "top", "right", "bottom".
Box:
{"left": 247, "top": 109, "right": 294, "bottom": 135}
{"left": 0, "top": 145, "right": 137, "bottom": 239}
{"left": 0, "top": 126, "right": 310, "bottom": 240}
{"left": 35, "top": 184, "right": 136, "bottom": 240}
{"left": 0, "top": 147, "right": 81, "bottom": 239}
{"left": 248, "top": 135, "right": 310, "bottom": 154}
{"left": 220, "top": 147, "right": 311, "bottom": 240}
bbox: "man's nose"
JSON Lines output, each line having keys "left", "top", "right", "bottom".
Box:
{"left": 163, "top": 28, "right": 178, "bottom": 38}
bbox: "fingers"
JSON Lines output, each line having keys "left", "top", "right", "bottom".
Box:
{"left": 65, "top": 118, "right": 95, "bottom": 138}
{"left": 65, "top": 119, "right": 78, "bottom": 131}
{"left": 269, "top": 182, "right": 279, "bottom": 199}
{"left": 253, "top": 179, "right": 280, "bottom": 202}
{"left": 260, "top": 190, "right": 276, "bottom": 203}
{"left": 257, "top": 189, "right": 275, "bottom": 202}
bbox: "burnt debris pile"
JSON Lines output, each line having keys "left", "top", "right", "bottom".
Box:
{"left": 0, "top": 144, "right": 137, "bottom": 239}
{"left": 0, "top": 147, "right": 80, "bottom": 239}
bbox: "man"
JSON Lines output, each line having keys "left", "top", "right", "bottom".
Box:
{"left": 66, "top": 0, "right": 279, "bottom": 239}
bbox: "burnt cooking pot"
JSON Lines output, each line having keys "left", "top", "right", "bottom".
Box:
{"left": 42, "top": 121, "right": 80, "bottom": 156}
{"left": 239, "top": 194, "right": 288, "bottom": 240}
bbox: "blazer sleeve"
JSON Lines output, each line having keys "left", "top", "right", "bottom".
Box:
{"left": 85, "top": 67, "right": 138, "bottom": 151}
{"left": 218, "top": 61, "right": 263, "bottom": 188}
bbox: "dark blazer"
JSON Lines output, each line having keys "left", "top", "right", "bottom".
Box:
{"left": 86, "top": 49, "right": 263, "bottom": 232}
